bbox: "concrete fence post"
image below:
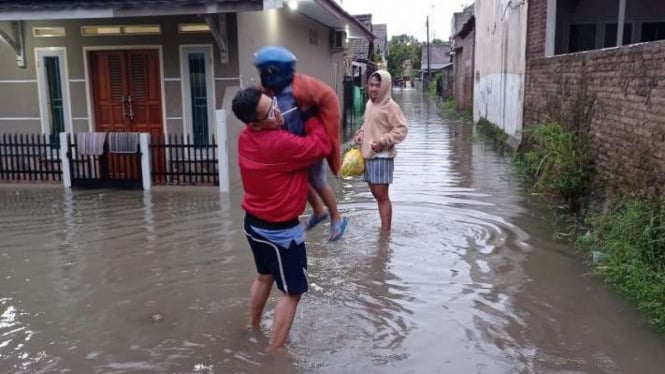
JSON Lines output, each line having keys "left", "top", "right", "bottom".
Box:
{"left": 216, "top": 109, "right": 230, "bottom": 193}
{"left": 59, "top": 132, "right": 71, "bottom": 188}
{"left": 140, "top": 133, "right": 151, "bottom": 191}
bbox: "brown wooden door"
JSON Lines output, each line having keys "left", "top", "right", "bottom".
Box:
{"left": 90, "top": 51, "right": 130, "bottom": 133}
{"left": 90, "top": 50, "right": 164, "bottom": 179}
{"left": 90, "top": 50, "right": 163, "bottom": 134}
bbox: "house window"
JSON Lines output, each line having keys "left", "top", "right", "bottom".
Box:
{"left": 568, "top": 24, "right": 597, "bottom": 53}
{"left": 178, "top": 24, "right": 210, "bottom": 33}
{"left": 640, "top": 22, "right": 665, "bottom": 42}
{"left": 604, "top": 23, "right": 632, "bottom": 48}
{"left": 36, "top": 49, "right": 71, "bottom": 146}
{"left": 44, "top": 57, "right": 65, "bottom": 143}
{"left": 33, "top": 27, "right": 65, "bottom": 37}
{"left": 181, "top": 46, "right": 214, "bottom": 146}
{"left": 81, "top": 25, "right": 161, "bottom": 36}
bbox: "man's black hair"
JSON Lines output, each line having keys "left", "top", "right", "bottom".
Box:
{"left": 370, "top": 72, "right": 382, "bottom": 82}
{"left": 232, "top": 86, "right": 263, "bottom": 124}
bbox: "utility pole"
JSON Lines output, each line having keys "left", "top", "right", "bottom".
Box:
{"left": 426, "top": 15, "right": 431, "bottom": 91}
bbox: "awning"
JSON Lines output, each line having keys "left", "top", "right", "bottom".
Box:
{"left": 297, "top": 0, "right": 374, "bottom": 40}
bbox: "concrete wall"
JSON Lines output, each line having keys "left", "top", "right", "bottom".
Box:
{"left": 0, "top": 15, "right": 240, "bottom": 135}
{"left": 473, "top": 0, "right": 528, "bottom": 141}
{"left": 236, "top": 8, "right": 346, "bottom": 103}
{"left": 524, "top": 39, "right": 665, "bottom": 197}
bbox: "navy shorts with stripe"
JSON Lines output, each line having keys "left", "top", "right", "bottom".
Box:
{"left": 244, "top": 217, "right": 308, "bottom": 295}
{"left": 363, "top": 157, "right": 394, "bottom": 184}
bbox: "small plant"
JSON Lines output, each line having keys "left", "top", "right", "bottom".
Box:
{"left": 437, "top": 98, "right": 473, "bottom": 123}
{"left": 443, "top": 98, "right": 456, "bottom": 112}
{"left": 476, "top": 118, "right": 508, "bottom": 147}
{"left": 515, "top": 122, "right": 592, "bottom": 209}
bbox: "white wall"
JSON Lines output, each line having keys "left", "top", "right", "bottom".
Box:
{"left": 236, "top": 8, "right": 345, "bottom": 101}
{"left": 473, "top": 0, "right": 528, "bottom": 141}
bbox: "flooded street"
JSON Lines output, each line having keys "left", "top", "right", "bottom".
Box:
{"left": 2, "top": 89, "right": 665, "bottom": 373}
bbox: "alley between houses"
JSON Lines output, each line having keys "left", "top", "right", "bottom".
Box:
{"left": 2, "top": 88, "right": 665, "bottom": 373}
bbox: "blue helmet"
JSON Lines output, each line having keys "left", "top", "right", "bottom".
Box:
{"left": 253, "top": 46, "right": 297, "bottom": 92}
{"left": 253, "top": 45, "right": 297, "bottom": 66}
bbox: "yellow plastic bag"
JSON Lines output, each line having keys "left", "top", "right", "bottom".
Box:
{"left": 340, "top": 147, "right": 365, "bottom": 177}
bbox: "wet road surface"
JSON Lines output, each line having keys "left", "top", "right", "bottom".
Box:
{"left": 2, "top": 88, "right": 665, "bottom": 373}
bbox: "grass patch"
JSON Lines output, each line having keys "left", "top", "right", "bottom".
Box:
{"left": 577, "top": 200, "right": 665, "bottom": 332}
{"left": 437, "top": 98, "right": 473, "bottom": 122}
{"left": 476, "top": 118, "right": 508, "bottom": 147}
{"left": 514, "top": 122, "right": 592, "bottom": 210}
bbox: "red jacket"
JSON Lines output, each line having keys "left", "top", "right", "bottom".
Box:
{"left": 238, "top": 117, "right": 331, "bottom": 222}
{"left": 292, "top": 73, "right": 341, "bottom": 175}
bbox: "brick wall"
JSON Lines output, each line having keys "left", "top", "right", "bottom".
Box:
{"left": 526, "top": 0, "right": 546, "bottom": 59}
{"left": 524, "top": 41, "right": 665, "bottom": 196}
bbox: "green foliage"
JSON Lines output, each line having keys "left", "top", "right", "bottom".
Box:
{"left": 372, "top": 50, "right": 382, "bottom": 65}
{"left": 578, "top": 201, "right": 665, "bottom": 331}
{"left": 424, "top": 72, "right": 441, "bottom": 98}
{"left": 515, "top": 122, "right": 592, "bottom": 205}
{"left": 387, "top": 34, "right": 421, "bottom": 80}
{"left": 435, "top": 97, "right": 473, "bottom": 123}
{"left": 475, "top": 118, "right": 509, "bottom": 150}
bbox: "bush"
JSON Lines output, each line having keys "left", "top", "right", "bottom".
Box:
{"left": 516, "top": 122, "right": 592, "bottom": 206}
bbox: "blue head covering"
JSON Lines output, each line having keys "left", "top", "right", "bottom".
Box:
{"left": 253, "top": 46, "right": 297, "bottom": 92}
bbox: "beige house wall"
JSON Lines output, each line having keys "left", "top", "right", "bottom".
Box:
{"left": 227, "top": 8, "right": 347, "bottom": 192}
{"left": 236, "top": 8, "right": 346, "bottom": 104}
{"left": 0, "top": 15, "right": 240, "bottom": 135}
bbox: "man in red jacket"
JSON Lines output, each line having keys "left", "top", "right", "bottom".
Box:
{"left": 231, "top": 86, "right": 331, "bottom": 352}
{"left": 253, "top": 46, "right": 348, "bottom": 241}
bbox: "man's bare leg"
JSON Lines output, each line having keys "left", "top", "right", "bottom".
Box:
{"left": 267, "top": 294, "right": 301, "bottom": 352}
{"left": 369, "top": 184, "right": 392, "bottom": 232}
{"left": 248, "top": 274, "right": 273, "bottom": 330}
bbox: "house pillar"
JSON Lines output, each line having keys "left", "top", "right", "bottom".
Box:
{"left": 140, "top": 133, "right": 151, "bottom": 190}
{"left": 617, "top": 0, "right": 626, "bottom": 46}
{"left": 545, "top": 0, "right": 557, "bottom": 56}
{"left": 216, "top": 109, "right": 230, "bottom": 193}
{"left": 59, "top": 132, "right": 71, "bottom": 188}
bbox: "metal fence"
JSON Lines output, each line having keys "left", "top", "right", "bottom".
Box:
{"left": 66, "top": 135, "right": 143, "bottom": 189}
{"left": 150, "top": 134, "right": 219, "bottom": 186}
{"left": 0, "top": 134, "right": 62, "bottom": 182}
{"left": 0, "top": 132, "right": 221, "bottom": 188}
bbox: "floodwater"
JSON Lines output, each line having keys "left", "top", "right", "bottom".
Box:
{"left": 2, "top": 89, "right": 665, "bottom": 373}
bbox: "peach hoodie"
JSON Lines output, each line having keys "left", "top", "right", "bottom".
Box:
{"left": 357, "top": 70, "right": 408, "bottom": 159}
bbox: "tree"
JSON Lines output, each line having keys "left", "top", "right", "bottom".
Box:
{"left": 386, "top": 34, "right": 421, "bottom": 81}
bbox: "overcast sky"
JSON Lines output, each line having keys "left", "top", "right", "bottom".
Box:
{"left": 338, "top": 0, "right": 472, "bottom": 42}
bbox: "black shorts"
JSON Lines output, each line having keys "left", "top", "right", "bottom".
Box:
{"left": 244, "top": 215, "right": 308, "bottom": 295}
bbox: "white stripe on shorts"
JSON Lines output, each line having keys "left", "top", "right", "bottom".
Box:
{"left": 244, "top": 230, "right": 288, "bottom": 294}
